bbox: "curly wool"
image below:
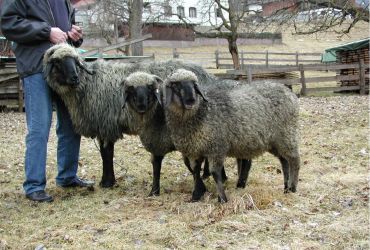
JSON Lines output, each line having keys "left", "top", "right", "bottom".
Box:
{"left": 165, "top": 69, "right": 198, "bottom": 83}
{"left": 44, "top": 44, "right": 139, "bottom": 144}
{"left": 165, "top": 70, "right": 300, "bottom": 162}
{"left": 125, "top": 71, "right": 159, "bottom": 87}
{"left": 123, "top": 71, "right": 175, "bottom": 156}
{"left": 43, "top": 44, "right": 218, "bottom": 145}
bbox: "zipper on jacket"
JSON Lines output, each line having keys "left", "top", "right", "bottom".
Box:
{"left": 45, "top": 0, "right": 56, "bottom": 26}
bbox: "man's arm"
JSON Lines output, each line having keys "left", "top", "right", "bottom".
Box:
{"left": 68, "top": 7, "right": 83, "bottom": 48}
{"left": 1, "top": 0, "right": 51, "bottom": 44}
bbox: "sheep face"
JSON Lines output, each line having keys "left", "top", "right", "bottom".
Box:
{"left": 122, "top": 72, "right": 162, "bottom": 114}
{"left": 164, "top": 74, "right": 208, "bottom": 113}
{"left": 124, "top": 85, "right": 160, "bottom": 113}
{"left": 43, "top": 44, "right": 94, "bottom": 89}
{"left": 47, "top": 56, "right": 80, "bottom": 86}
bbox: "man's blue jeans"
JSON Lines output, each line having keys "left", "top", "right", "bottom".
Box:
{"left": 22, "top": 73, "right": 81, "bottom": 195}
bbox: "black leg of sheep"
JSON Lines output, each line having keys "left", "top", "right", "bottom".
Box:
{"left": 191, "top": 158, "right": 207, "bottom": 202}
{"left": 149, "top": 155, "right": 164, "bottom": 196}
{"left": 99, "top": 141, "right": 116, "bottom": 188}
{"left": 236, "top": 159, "right": 252, "bottom": 188}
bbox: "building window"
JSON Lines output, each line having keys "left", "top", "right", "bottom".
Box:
{"left": 177, "top": 6, "right": 185, "bottom": 18}
{"left": 189, "top": 7, "right": 197, "bottom": 18}
{"left": 163, "top": 5, "right": 172, "bottom": 17}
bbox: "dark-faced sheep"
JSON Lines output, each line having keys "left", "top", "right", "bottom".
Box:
{"left": 122, "top": 71, "right": 251, "bottom": 200}
{"left": 164, "top": 69, "right": 301, "bottom": 202}
{"left": 43, "top": 43, "right": 225, "bottom": 190}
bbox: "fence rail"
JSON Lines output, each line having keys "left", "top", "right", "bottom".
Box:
{"left": 216, "top": 50, "right": 322, "bottom": 69}
{"left": 227, "top": 60, "right": 369, "bottom": 96}
{"left": 162, "top": 49, "right": 323, "bottom": 69}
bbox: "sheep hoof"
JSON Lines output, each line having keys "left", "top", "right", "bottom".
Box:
{"left": 284, "top": 186, "right": 297, "bottom": 193}
{"left": 148, "top": 190, "right": 160, "bottom": 196}
{"left": 99, "top": 180, "right": 116, "bottom": 188}
{"left": 236, "top": 181, "right": 246, "bottom": 189}
{"left": 289, "top": 186, "right": 297, "bottom": 193}
{"left": 191, "top": 186, "right": 207, "bottom": 202}
{"left": 218, "top": 195, "right": 228, "bottom": 203}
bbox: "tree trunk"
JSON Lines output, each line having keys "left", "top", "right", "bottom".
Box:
{"left": 128, "top": 0, "right": 143, "bottom": 56}
{"left": 228, "top": 36, "right": 240, "bottom": 70}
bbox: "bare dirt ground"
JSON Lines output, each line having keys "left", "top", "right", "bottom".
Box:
{"left": 0, "top": 95, "right": 368, "bottom": 249}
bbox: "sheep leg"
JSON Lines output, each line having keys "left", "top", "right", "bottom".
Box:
{"left": 202, "top": 158, "right": 211, "bottom": 179}
{"left": 191, "top": 158, "right": 207, "bottom": 202}
{"left": 286, "top": 154, "right": 300, "bottom": 193}
{"left": 149, "top": 155, "right": 164, "bottom": 196}
{"left": 279, "top": 157, "right": 290, "bottom": 192}
{"left": 203, "top": 158, "right": 227, "bottom": 183}
{"left": 210, "top": 159, "right": 228, "bottom": 203}
{"left": 236, "top": 159, "right": 252, "bottom": 188}
{"left": 183, "top": 156, "right": 194, "bottom": 174}
{"left": 99, "top": 141, "right": 116, "bottom": 188}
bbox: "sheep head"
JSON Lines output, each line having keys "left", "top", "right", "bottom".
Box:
{"left": 164, "top": 69, "right": 208, "bottom": 110}
{"left": 43, "top": 43, "right": 94, "bottom": 89}
{"left": 121, "top": 72, "right": 162, "bottom": 114}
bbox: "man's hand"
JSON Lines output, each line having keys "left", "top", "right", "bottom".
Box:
{"left": 68, "top": 25, "right": 83, "bottom": 42}
{"left": 50, "top": 27, "right": 68, "bottom": 44}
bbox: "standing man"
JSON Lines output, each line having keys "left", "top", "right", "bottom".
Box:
{"left": 1, "top": 0, "right": 94, "bottom": 202}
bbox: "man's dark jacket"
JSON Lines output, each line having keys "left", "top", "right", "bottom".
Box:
{"left": 0, "top": 0, "right": 82, "bottom": 78}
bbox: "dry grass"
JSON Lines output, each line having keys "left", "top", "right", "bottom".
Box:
{"left": 0, "top": 23, "right": 369, "bottom": 249}
{"left": 0, "top": 95, "right": 368, "bottom": 249}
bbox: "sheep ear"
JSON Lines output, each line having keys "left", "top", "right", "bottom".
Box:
{"left": 77, "top": 60, "right": 94, "bottom": 75}
{"left": 194, "top": 83, "right": 208, "bottom": 102}
{"left": 43, "top": 61, "right": 54, "bottom": 80}
{"left": 164, "top": 85, "right": 173, "bottom": 108}
{"left": 121, "top": 80, "right": 129, "bottom": 109}
{"left": 154, "top": 88, "right": 162, "bottom": 106}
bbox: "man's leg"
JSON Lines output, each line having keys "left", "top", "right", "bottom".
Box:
{"left": 23, "top": 74, "right": 53, "bottom": 197}
{"left": 54, "top": 96, "right": 81, "bottom": 186}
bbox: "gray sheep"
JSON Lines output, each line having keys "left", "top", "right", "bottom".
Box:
{"left": 163, "top": 69, "right": 301, "bottom": 202}
{"left": 122, "top": 71, "right": 251, "bottom": 200}
{"left": 43, "top": 43, "right": 222, "bottom": 189}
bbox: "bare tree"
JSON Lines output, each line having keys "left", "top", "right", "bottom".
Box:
{"left": 127, "top": 0, "right": 144, "bottom": 56}
{"left": 176, "top": 0, "right": 252, "bottom": 69}
{"left": 265, "top": 0, "right": 369, "bottom": 35}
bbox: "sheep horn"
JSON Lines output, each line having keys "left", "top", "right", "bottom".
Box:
{"left": 77, "top": 60, "right": 95, "bottom": 75}
{"left": 194, "top": 83, "right": 208, "bottom": 102}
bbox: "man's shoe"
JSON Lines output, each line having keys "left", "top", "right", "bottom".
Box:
{"left": 59, "top": 178, "right": 95, "bottom": 188}
{"left": 26, "top": 190, "right": 54, "bottom": 202}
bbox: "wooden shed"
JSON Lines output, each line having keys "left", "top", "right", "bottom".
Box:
{"left": 323, "top": 38, "right": 369, "bottom": 90}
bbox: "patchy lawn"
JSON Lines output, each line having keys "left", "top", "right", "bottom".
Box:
{"left": 0, "top": 95, "right": 368, "bottom": 249}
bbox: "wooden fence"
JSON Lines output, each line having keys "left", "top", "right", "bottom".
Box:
{"left": 160, "top": 49, "right": 322, "bottom": 69}
{"left": 227, "top": 59, "right": 369, "bottom": 96}
{"left": 216, "top": 50, "right": 322, "bottom": 69}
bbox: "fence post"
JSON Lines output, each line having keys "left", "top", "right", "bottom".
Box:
{"left": 241, "top": 51, "right": 244, "bottom": 70}
{"left": 295, "top": 51, "right": 299, "bottom": 66}
{"left": 173, "top": 48, "right": 179, "bottom": 58}
{"left": 247, "top": 65, "right": 252, "bottom": 84}
{"left": 266, "top": 50, "right": 269, "bottom": 67}
{"left": 215, "top": 50, "right": 219, "bottom": 69}
{"left": 359, "top": 59, "right": 366, "bottom": 95}
{"left": 299, "top": 64, "right": 307, "bottom": 96}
